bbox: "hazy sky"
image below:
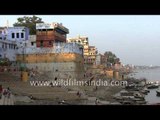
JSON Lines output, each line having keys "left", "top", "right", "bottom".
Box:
{"left": 0, "top": 15, "right": 160, "bottom": 66}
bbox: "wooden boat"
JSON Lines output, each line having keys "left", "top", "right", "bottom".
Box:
{"left": 147, "top": 84, "right": 159, "bottom": 89}
{"left": 156, "top": 89, "right": 160, "bottom": 96}
{"left": 133, "top": 92, "right": 145, "bottom": 100}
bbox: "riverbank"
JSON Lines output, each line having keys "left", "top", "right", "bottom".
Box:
{"left": 0, "top": 72, "right": 123, "bottom": 105}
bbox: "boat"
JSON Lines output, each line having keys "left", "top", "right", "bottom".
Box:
{"left": 140, "top": 90, "right": 148, "bottom": 95}
{"left": 120, "top": 100, "right": 135, "bottom": 105}
{"left": 135, "top": 100, "right": 147, "bottom": 105}
{"left": 147, "top": 83, "right": 159, "bottom": 89}
{"left": 144, "top": 87, "right": 150, "bottom": 93}
{"left": 140, "top": 87, "right": 150, "bottom": 95}
{"left": 133, "top": 92, "right": 145, "bottom": 100}
{"left": 156, "top": 89, "right": 160, "bottom": 96}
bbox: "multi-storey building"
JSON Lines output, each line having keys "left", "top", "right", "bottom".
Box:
{"left": 87, "top": 46, "right": 97, "bottom": 64}
{"left": 67, "top": 35, "right": 98, "bottom": 67}
{"left": 0, "top": 26, "right": 29, "bottom": 61}
{"left": 67, "top": 35, "right": 89, "bottom": 56}
{"left": 17, "top": 23, "right": 84, "bottom": 79}
{"left": 36, "top": 23, "right": 69, "bottom": 48}
{"left": 95, "top": 53, "right": 107, "bottom": 66}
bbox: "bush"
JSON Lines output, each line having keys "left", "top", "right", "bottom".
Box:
{"left": 0, "top": 58, "right": 11, "bottom": 66}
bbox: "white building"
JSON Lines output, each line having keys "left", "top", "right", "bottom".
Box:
{"left": 0, "top": 26, "right": 30, "bottom": 61}
{"left": 0, "top": 39, "right": 17, "bottom": 61}
{"left": 25, "top": 35, "right": 36, "bottom": 48}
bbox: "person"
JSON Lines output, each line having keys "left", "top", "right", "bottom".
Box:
{"left": 84, "top": 74, "right": 86, "bottom": 78}
{"left": 77, "top": 91, "right": 80, "bottom": 96}
{"left": 0, "top": 85, "right": 2, "bottom": 93}
{"left": 7, "top": 87, "right": 11, "bottom": 98}
{"left": 77, "top": 91, "right": 81, "bottom": 97}
{"left": 0, "top": 85, "right": 2, "bottom": 99}
{"left": 95, "top": 99, "right": 100, "bottom": 105}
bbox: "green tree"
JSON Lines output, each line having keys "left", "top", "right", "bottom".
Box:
{"left": 104, "top": 51, "right": 119, "bottom": 65}
{"left": 13, "top": 15, "right": 44, "bottom": 35}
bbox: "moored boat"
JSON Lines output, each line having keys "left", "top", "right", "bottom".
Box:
{"left": 156, "top": 89, "right": 160, "bottom": 96}
{"left": 147, "top": 84, "right": 159, "bottom": 89}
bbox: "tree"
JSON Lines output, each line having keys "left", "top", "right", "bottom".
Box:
{"left": 104, "top": 51, "right": 119, "bottom": 65}
{"left": 13, "top": 15, "right": 44, "bottom": 35}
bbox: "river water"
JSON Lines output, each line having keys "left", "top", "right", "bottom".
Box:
{"left": 131, "top": 67, "right": 160, "bottom": 104}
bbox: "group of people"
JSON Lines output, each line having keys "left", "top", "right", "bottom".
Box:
{"left": 0, "top": 85, "right": 11, "bottom": 99}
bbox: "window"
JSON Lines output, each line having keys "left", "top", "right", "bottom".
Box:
{"left": 31, "top": 42, "right": 34, "bottom": 46}
{"left": 40, "top": 41, "right": 43, "bottom": 47}
{"left": 16, "top": 33, "right": 19, "bottom": 38}
{"left": 12, "top": 33, "right": 15, "bottom": 38}
{"left": 2, "top": 43, "right": 4, "bottom": 48}
{"left": 21, "top": 33, "right": 24, "bottom": 38}
{"left": 49, "top": 41, "right": 52, "bottom": 45}
{"left": 5, "top": 43, "right": 7, "bottom": 49}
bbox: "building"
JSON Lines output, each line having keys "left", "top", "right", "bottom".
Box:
{"left": 5, "top": 27, "right": 29, "bottom": 41}
{"left": 27, "top": 35, "right": 36, "bottom": 47}
{"left": 17, "top": 23, "right": 84, "bottom": 79}
{"left": 0, "top": 26, "right": 29, "bottom": 61}
{"left": 36, "top": 23, "right": 69, "bottom": 48}
{"left": 17, "top": 43, "right": 84, "bottom": 79}
{"left": 95, "top": 53, "right": 107, "bottom": 66}
{"left": 67, "top": 36, "right": 97, "bottom": 66}
{"left": 0, "top": 39, "right": 17, "bottom": 61}
{"left": 87, "top": 46, "right": 97, "bottom": 64}
{"left": 67, "top": 35, "right": 89, "bottom": 56}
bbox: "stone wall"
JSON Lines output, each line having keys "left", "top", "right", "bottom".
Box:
{"left": 16, "top": 53, "right": 84, "bottom": 79}
{"left": 17, "top": 53, "right": 83, "bottom": 63}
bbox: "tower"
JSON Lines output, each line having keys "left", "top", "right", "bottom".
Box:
{"left": 6, "top": 20, "right": 9, "bottom": 28}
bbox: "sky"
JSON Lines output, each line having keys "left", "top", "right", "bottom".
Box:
{"left": 0, "top": 15, "right": 160, "bottom": 66}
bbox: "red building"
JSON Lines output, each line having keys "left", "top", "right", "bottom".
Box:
{"left": 36, "top": 23, "right": 69, "bottom": 48}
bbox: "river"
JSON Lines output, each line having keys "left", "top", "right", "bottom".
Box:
{"left": 131, "top": 67, "right": 160, "bottom": 104}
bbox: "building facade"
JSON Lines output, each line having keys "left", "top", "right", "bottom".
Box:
{"left": 95, "top": 54, "right": 107, "bottom": 66}
{"left": 27, "top": 35, "right": 36, "bottom": 48}
{"left": 0, "top": 26, "right": 29, "bottom": 61}
{"left": 0, "top": 39, "right": 17, "bottom": 61}
{"left": 67, "top": 35, "right": 97, "bottom": 66}
{"left": 17, "top": 23, "right": 84, "bottom": 79}
{"left": 87, "top": 46, "right": 97, "bottom": 64}
{"left": 67, "top": 35, "right": 89, "bottom": 56}
{"left": 36, "top": 23, "right": 69, "bottom": 48}
{"left": 17, "top": 43, "right": 84, "bottom": 79}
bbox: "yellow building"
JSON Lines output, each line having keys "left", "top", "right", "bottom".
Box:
{"left": 87, "top": 46, "right": 97, "bottom": 64}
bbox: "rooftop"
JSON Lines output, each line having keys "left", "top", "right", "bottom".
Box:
{"left": 36, "top": 22, "right": 69, "bottom": 34}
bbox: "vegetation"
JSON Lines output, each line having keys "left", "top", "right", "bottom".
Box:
{"left": 104, "top": 51, "right": 120, "bottom": 65}
{"left": 13, "top": 15, "right": 44, "bottom": 35}
{"left": 0, "top": 58, "right": 11, "bottom": 66}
